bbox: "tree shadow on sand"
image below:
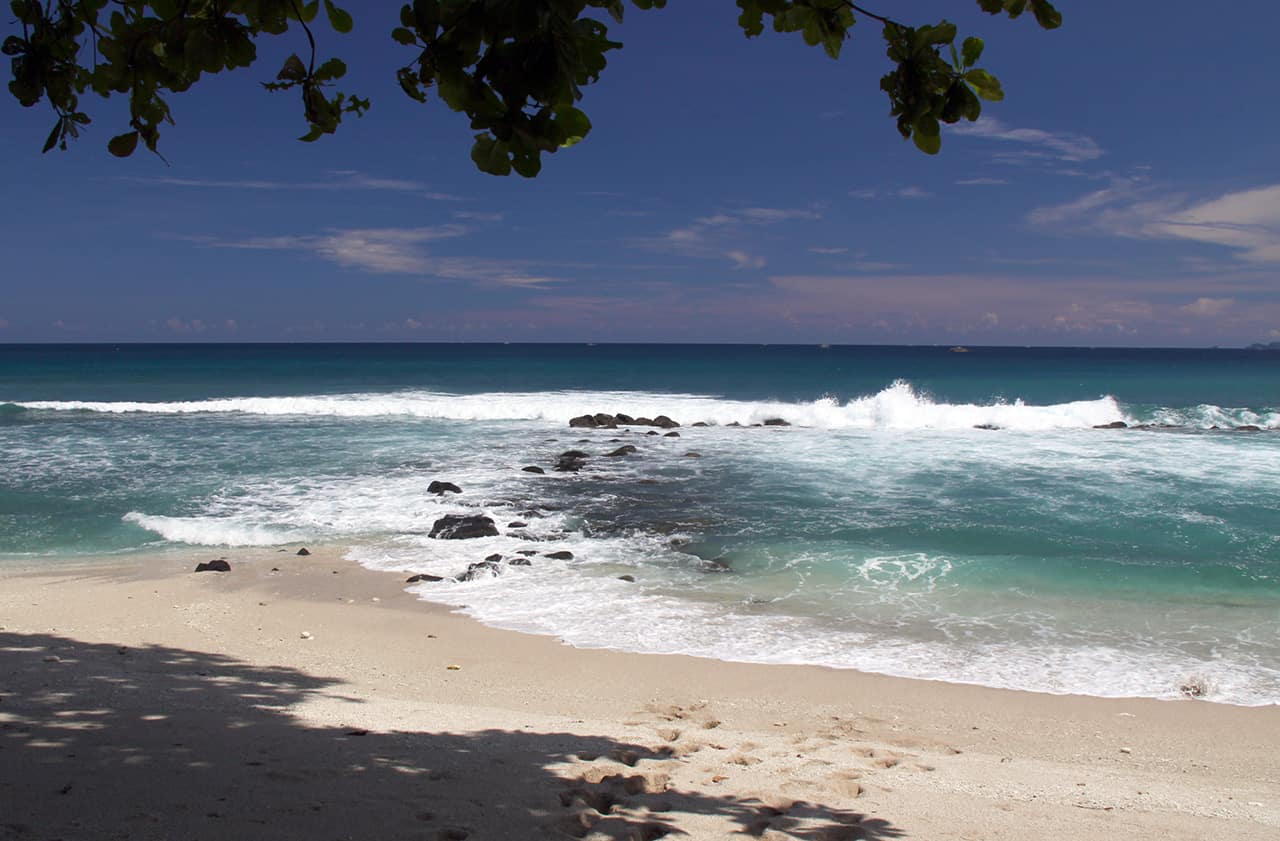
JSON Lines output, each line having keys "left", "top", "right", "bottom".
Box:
{"left": 0, "top": 632, "right": 903, "bottom": 840}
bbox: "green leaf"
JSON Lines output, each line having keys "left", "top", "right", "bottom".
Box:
{"left": 964, "top": 68, "right": 1004, "bottom": 101}
{"left": 300, "top": 1, "right": 319, "bottom": 22}
{"left": 1030, "top": 0, "right": 1062, "bottom": 29}
{"left": 961, "top": 36, "right": 983, "bottom": 68}
{"left": 912, "top": 118, "right": 941, "bottom": 154}
{"left": 42, "top": 120, "right": 60, "bottom": 153}
{"left": 107, "top": 130, "right": 139, "bottom": 157}
{"left": 556, "top": 107, "right": 591, "bottom": 147}
{"left": 324, "top": 0, "right": 354, "bottom": 34}
{"left": 391, "top": 27, "right": 417, "bottom": 46}
{"left": 471, "top": 134, "right": 511, "bottom": 175}
{"left": 277, "top": 54, "right": 307, "bottom": 82}
{"left": 315, "top": 57, "right": 347, "bottom": 81}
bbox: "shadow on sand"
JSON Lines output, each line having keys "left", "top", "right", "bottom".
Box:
{"left": 0, "top": 632, "right": 903, "bottom": 840}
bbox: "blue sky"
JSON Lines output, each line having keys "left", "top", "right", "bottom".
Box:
{"left": 2, "top": 1, "right": 1278, "bottom": 345}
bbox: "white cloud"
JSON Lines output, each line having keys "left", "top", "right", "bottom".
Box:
{"left": 725, "top": 250, "right": 766, "bottom": 270}
{"left": 850, "top": 186, "right": 932, "bottom": 199}
{"left": 647, "top": 206, "right": 821, "bottom": 261}
{"left": 1181, "top": 297, "right": 1234, "bottom": 316}
{"left": 123, "top": 171, "right": 464, "bottom": 201}
{"left": 809, "top": 246, "right": 849, "bottom": 255}
{"left": 203, "top": 225, "right": 559, "bottom": 287}
{"left": 1031, "top": 181, "right": 1280, "bottom": 264}
{"left": 954, "top": 117, "right": 1104, "bottom": 163}
{"left": 956, "top": 177, "right": 1009, "bottom": 186}
{"left": 451, "top": 211, "right": 505, "bottom": 222}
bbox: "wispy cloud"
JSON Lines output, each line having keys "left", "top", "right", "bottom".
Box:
{"left": 1180, "top": 297, "right": 1234, "bottom": 316}
{"left": 195, "top": 225, "right": 561, "bottom": 287}
{"left": 725, "top": 250, "right": 766, "bottom": 270}
{"left": 808, "top": 246, "right": 849, "bottom": 255}
{"left": 644, "top": 205, "right": 820, "bottom": 266}
{"left": 121, "top": 170, "right": 465, "bottom": 201}
{"left": 850, "top": 186, "right": 932, "bottom": 199}
{"left": 955, "top": 177, "right": 1009, "bottom": 186}
{"left": 954, "top": 117, "right": 1103, "bottom": 164}
{"left": 451, "top": 211, "right": 505, "bottom": 222}
{"left": 1031, "top": 180, "right": 1280, "bottom": 264}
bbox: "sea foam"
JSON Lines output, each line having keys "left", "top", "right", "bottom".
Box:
{"left": 13, "top": 380, "right": 1138, "bottom": 431}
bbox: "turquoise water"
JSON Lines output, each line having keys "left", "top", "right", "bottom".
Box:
{"left": 2, "top": 343, "right": 1278, "bottom": 704}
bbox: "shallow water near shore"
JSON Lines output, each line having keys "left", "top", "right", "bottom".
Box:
{"left": 2, "top": 343, "right": 1279, "bottom": 704}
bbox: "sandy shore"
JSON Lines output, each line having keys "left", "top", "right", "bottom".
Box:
{"left": 1, "top": 547, "right": 1277, "bottom": 840}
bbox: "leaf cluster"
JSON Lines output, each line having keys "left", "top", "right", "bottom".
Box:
{"left": 4, "top": 0, "right": 1061, "bottom": 172}
{"left": 4, "top": 0, "right": 365, "bottom": 158}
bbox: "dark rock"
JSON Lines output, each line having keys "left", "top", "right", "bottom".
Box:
{"left": 507, "top": 521, "right": 528, "bottom": 528}
{"left": 617, "top": 574, "right": 636, "bottom": 583}
{"left": 652, "top": 415, "right": 680, "bottom": 429}
{"left": 544, "top": 550, "right": 574, "bottom": 560}
{"left": 593, "top": 413, "right": 618, "bottom": 427}
{"left": 508, "top": 557, "right": 532, "bottom": 566}
{"left": 973, "top": 424, "right": 1001, "bottom": 431}
{"left": 569, "top": 414, "right": 598, "bottom": 428}
{"left": 457, "top": 560, "right": 502, "bottom": 581}
{"left": 485, "top": 553, "right": 503, "bottom": 563}
{"left": 614, "top": 413, "right": 635, "bottom": 424}
{"left": 645, "top": 431, "right": 660, "bottom": 436}
{"left": 270, "top": 567, "right": 279, "bottom": 572}
{"left": 428, "top": 480, "right": 462, "bottom": 495}
{"left": 691, "top": 421, "right": 709, "bottom": 427}
{"left": 521, "top": 465, "right": 546, "bottom": 474}
{"left": 1236, "top": 424, "right": 1263, "bottom": 431}
{"left": 633, "top": 417, "right": 653, "bottom": 426}
{"left": 555, "top": 450, "right": 589, "bottom": 472}
{"left": 429, "top": 514, "right": 500, "bottom": 540}
{"left": 684, "top": 452, "right": 702, "bottom": 458}
{"left": 516, "top": 549, "right": 538, "bottom": 556}
{"left": 194, "top": 559, "right": 231, "bottom": 573}
{"left": 296, "top": 547, "right": 311, "bottom": 556}
{"left": 664, "top": 431, "right": 680, "bottom": 438}
{"left": 605, "top": 445, "right": 638, "bottom": 457}
{"left": 762, "top": 418, "right": 790, "bottom": 426}
{"left": 406, "top": 573, "right": 445, "bottom": 583}
{"left": 1093, "top": 421, "right": 1128, "bottom": 430}
{"left": 726, "top": 421, "right": 742, "bottom": 427}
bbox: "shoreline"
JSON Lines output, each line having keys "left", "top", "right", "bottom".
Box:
{"left": 2, "top": 547, "right": 1278, "bottom": 839}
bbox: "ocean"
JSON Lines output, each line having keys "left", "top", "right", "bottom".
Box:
{"left": 2, "top": 343, "right": 1278, "bottom": 705}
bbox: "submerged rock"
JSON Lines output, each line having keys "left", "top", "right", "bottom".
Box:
{"left": 974, "top": 424, "right": 1001, "bottom": 431}
{"left": 194, "top": 559, "right": 231, "bottom": 573}
{"left": 664, "top": 431, "right": 680, "bottom": 438}
{"left": 507, "top": 521, "right": 528, "bottom": 528}
{"left": 617, "top": 574, "right": 636, "bottom": 582}
{"left": 1093, "top": 421, "right": 1128, "bottom": 429}
{"left": 458, "top": 560, "right": 503, "bottom": 581}
{"left": 555, "top": 450, "right": 589, "bottom": 472}
{"left": 691, "top": 421, "right": 709, "bottom": 427}
{"left": 428, "top": 480, "right": 462, "bottom": 495}
{"left": 605, "top": 445, "right": 638, "bottom": 457}
{"left": 406, "top": 573, "right": 445, "bottom": 583}
{"left": 684, "top": 452, "right": 702, "bottom": 458}
{"left": 521, "top": 465, "right": 546, "bottom": 474}
{"left": 485, "top": 553, "right": 503, "bottom": 563}
{"left": 516, "top": 549, "right": 538, "bottom": 556}
{"left": 652, "top": 415, "right": 680, "bottom": 429}
{"left": 1236, "top": 424, "right": 1263, "bottom": 432}
{"left": 763, "top": 418, "right": 790, "bottom": 426}
{"left": 508, "top": 557, "right": 532, "bottom": 566}
{"left": 544, "top": 550, "right": 575, "bottom": 560}
{"left": 429, "top": 514, "right": 499, "bottom": 540}
{"left": 645, "top": 431, "right": 660, "bottom": 436}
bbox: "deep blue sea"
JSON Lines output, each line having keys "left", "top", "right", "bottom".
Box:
{"left": 3, "top": 343, "right": 1278, "bottom": 704}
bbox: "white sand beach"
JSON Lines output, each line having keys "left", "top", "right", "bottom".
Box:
{"left": 2, "top": 547, "right": 1277, "bottom": 840}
